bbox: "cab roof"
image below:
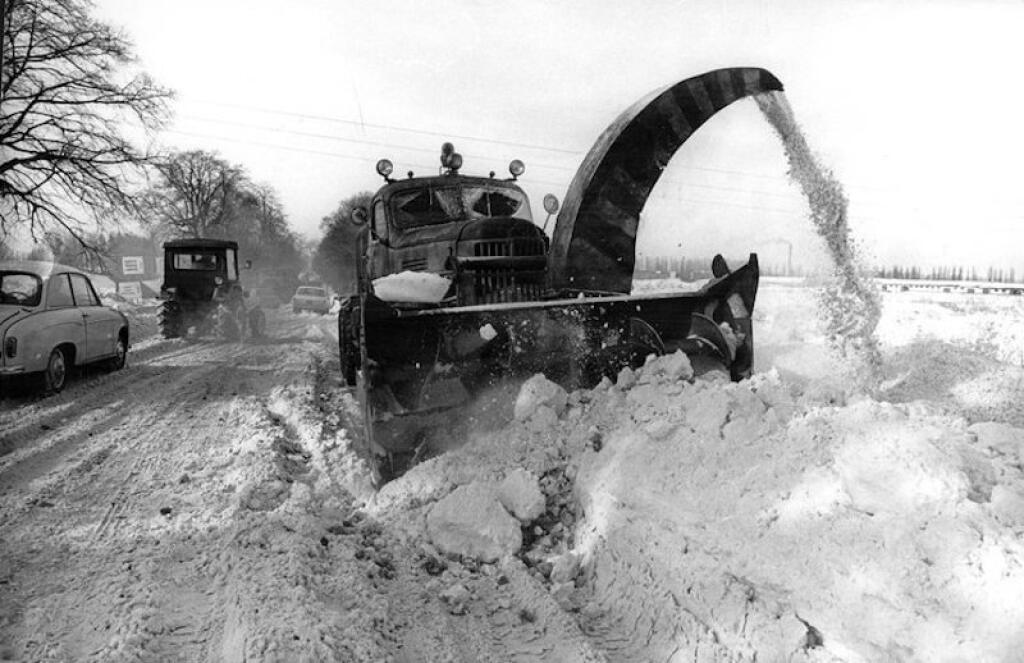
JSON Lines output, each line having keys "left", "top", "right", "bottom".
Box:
{"left": 163, "top": 239, "right": 239, "bottom": 250}
{"left": 377, "top": 174, "right": 525, "bottom": 197}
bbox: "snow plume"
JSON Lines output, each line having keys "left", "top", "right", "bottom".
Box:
{"left": 756, "top": 91, "right": 883, "bottom": 384}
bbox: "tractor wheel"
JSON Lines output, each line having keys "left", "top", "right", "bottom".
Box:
{"left": 159, "top": 301, "right": 182, "bottom": 339}
{"left": 248, "top": 307, "right": 266, "bottom": 339}
{"left": 43, "top": 347, "right": 68, "bottom": 394}
{"left": 339, "top": 300, "right": 358, "bottom": 387}
{"left": 215, "top": 305, "right": 242, "bottom": 341}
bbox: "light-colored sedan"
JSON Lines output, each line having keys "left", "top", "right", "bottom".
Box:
{"left": 0, "top": 261, "right": 129, "bottom": 393}
{"left": 291, "top": 285, "right": 331, "bottom": 314}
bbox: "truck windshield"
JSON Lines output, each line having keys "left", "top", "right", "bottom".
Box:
{"left": 391, "top": 184, "right": 531, "bottom": 229}
{"left": 0, "top": 272, "right": 43, "bottom": 306}
{"left": 172, "top": 252, "right": 220, "bottom": 271}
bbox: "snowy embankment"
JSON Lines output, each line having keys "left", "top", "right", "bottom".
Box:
{"left": 370, "top": 281, "right": 1024, "bottom": 662}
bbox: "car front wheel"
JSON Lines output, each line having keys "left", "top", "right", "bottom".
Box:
{"left": 110, "top": 336, "right": 128, "bottom": 371}
{"left": 44, "top": 347, "right": 68, "bottom": 393}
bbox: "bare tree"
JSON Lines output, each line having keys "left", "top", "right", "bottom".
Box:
{"left": 0, "top": 0, "right": 171, "bottom": 242}
{"left": 314, "top": 192, "right": 373, "bottom": 295}
{"left": 143, "top": 150, "right": 246, "bottom": 238}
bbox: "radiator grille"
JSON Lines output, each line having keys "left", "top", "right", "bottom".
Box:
{"left": 401, "top": 257, "right": 428, "bottom": 271}
{"left": 465, "top": 269, "right": 545, "bottom": 304}
{"left": 472, "top": 237, "right": 546, "bottom": 258}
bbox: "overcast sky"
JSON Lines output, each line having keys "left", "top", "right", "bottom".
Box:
{"left": 96, "top": 0, "right": 1024, "bottom": 273}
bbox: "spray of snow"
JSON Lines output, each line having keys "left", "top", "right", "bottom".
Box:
{"left": 756, "top": 91, "right": 883, "bottom": 384}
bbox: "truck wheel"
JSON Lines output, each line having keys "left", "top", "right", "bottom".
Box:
{"left": 159, "top": 301, "right": 181, "bottom": 339}
{"left": 248, "top": 308, "right": 266, "bottom": 339}
{"left": 44, "top": 347, "right": 68, "bottom": 393}
{"left": 215, "top": 306, "right": 241, "bottom": 341}
{"left": 339, "top": 301, "right": 358, "bottom": 386}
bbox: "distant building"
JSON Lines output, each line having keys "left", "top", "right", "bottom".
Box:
{"left": 107, "top": 235, "right": 162, "bottom": 300}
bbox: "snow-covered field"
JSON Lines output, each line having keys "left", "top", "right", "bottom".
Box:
{"left": 1, "top": 281, "right": 1023, "bottom": 662}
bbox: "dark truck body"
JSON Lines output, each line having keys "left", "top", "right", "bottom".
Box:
{"left": 342, "top": 154, "right": 758, "bottom": 467}
{"left": 159, "top": 239, "right": 265, "bottom": 340}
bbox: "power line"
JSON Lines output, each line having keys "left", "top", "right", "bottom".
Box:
{"left": 161, "top": 128, "right": 572, "bottom": 188}
{"left": 178, "top": 114, "right": 578, "bottom": 172}
{"left": 173, "top": 118, "right": 854, "bottom": 202}
{"left": 188, "top": 98, "right": 584, "bottom": 156}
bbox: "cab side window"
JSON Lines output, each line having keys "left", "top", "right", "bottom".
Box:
{"left": 372, "top": 200, "right": 388, "bottom": 243}
{"left": 70, "top": 274, "right": 99, "bottom": 306}
{"left": 226, "top": 249, "right": 237, "bottom": 280}
{"left": 47, "top": 274, "right": 75, "bottom": 308}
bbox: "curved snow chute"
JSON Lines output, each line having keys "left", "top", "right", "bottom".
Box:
{"left": 548, "top": 67, "right": 784, "bottom": 293}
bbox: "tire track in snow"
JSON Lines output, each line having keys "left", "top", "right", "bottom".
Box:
{"left": 0, "top": 324, "right": 327, "bottom": 660}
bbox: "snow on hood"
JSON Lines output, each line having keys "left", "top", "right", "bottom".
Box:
{"left": 372, "top": 272, "right": 451, "bottom": 304}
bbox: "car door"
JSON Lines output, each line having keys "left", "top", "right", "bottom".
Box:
{"left": 45, "top": 273, "right": 86, "bottom": 362}
{"left": 70, "top": 273, "right": 114, "bottom": 361}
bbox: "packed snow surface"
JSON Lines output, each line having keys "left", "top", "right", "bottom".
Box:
{"left": 2, "top": 283, "right": 1023, "bottom": 662}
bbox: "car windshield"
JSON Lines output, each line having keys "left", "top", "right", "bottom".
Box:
{"left": 297, "top": 287, "right": 325, "bottom": 296}
{"left": 391, "top": 184, "right": 531, "bottom": 229}
{"left": 172, "top": 252, "right": 220, "bottom": 270}
{"left": 0, "top": 272, "right": 43, "bottom": 306}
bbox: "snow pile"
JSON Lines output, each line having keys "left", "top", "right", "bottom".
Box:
{"left": 378, "top": 346, "right": 1024, "bottom": 661}
{"left": 570, "top": 377, "right": 1024, "bottom": 661}
{"left": 418, "top": 467, "right": 548, "bottom": 562}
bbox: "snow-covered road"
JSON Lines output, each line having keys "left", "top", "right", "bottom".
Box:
{"left": 2, "top": 285, "right": 1024, "bottom": 662}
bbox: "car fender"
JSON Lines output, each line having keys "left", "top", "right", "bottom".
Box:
{"left": 8, "top": 310, "right": 85, "bottom": 373}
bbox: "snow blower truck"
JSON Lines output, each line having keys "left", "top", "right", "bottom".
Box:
{"left": 159, "top": 239, "right": 267, "bottom": 341}
{"left": 338, "top": 67, "right": 782, "bottom": 479}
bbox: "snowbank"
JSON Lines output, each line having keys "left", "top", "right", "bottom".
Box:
{"left": 376, "top": 335, "right": 1024, "bottom": 661}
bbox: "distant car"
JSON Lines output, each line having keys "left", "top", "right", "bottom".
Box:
{"left": 0, "top": 261, "right": 129, "bottom": 393}
{"left": 291, "top": 285, "right": 331, "bottom": 314}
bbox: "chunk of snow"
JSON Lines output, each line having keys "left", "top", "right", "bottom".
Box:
{"left": 426, "top": 483, "right": 522, "bottom": 562}
{"left": 514, "top": 374, "right": 567, "bottom": 421}
{"left": 496, "top": 469, "right": 545, "bottom": 523}
{"left": 549, "top": 552, "right": 581, "bottom": 584}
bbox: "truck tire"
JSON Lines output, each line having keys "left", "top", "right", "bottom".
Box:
{"left": 159, "top": 301, "right": 181, "bottom": 339}
{"left": 339, "top": 300, "right": 358, "bottom": 387}
{"left": 215, "top": 305, "right": 242, "bottom": 341}
{"left": 248, "top": 308, "right": 266, "bottom": 339}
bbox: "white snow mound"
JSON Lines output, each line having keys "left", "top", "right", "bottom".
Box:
{"left": 372, "top": 271, "right": 451, "bottom": 303}
{"left": 426, "top": 482, "right": 522, "bottom": 562}
{"left": 496, "top": 468, "right": 546, "bottom": 523}
{"left": 514, "top": 374, "right": 568, "bottom": 421}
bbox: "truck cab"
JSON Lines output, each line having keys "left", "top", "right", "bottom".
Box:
{"left": 356, "top": 147, "right": 552, "bottom": 306}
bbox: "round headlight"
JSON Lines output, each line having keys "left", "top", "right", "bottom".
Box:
{"left": 376, "top": 159, "right": 394, "bottom": 178}
{"left": 509, "top": 160, "right": 525, "bottom": 177}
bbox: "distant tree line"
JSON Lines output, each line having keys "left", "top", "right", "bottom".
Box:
{"left": 634, "top": 255, "right": 806, "bottom": 280}
{"left": 313, "top": 191, "right": 372, "bottom": 296}
{"left": 875, "top": 265, "right": 1019, "bottom": 283}
{"left": 140, "top": 148, "right": 305, "bottom": 278}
